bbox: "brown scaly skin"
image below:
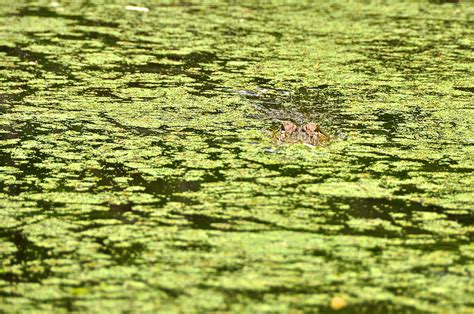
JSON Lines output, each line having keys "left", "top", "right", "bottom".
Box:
{"left": 273, "top": 121, "right": 329, "bottom": 146}
{"left": 302, "top": 122, "right": 329, "bottom": 146}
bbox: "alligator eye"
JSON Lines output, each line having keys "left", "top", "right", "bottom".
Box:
{"left": 304, "top": 123, "right": 317, "bottom": 133}
{"left": 282, "top": 121, "right": 297, "bottom": 133}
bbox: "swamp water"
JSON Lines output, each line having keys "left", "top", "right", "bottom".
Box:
{"left": 0, "top": 0, "right": 473, "bottom": 312}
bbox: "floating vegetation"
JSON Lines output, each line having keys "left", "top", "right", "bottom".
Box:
{"left": 0, "top": 0, "right": 473, "bottom": 313}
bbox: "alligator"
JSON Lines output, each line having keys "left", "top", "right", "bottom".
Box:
{"left": 273, "top": 121, "right": 329, "bottom": 147}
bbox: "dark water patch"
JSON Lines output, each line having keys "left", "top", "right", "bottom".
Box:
{"left": 326, "top": 196, "right": 473, "bottom": 240}
{"left": 350, "top": 30, "right": 472, "bottom": 81}
{"left": 27, "top": 28, "right": 125, "bottom": 50}
{"left": 181, "top": 213, "right": 229, "bottom": 230}
{"left": 0, "top": 230, "right": 52, "bottom": 282}
{"left": 373, "top": 109, "right": 405, "bottom": 137}
{"left": 392, "top": 184, "right": 425, "bottom": 196}
{"left": 0, "top": 149, "right": 51, "bottom": 195}
{"left": 409, "top": 265, "right": 453, "bottom": 278}
{"left": 453, "top": 43, "right": 473, "bottom": 51}
{"left": 126, "top": 51, "right": 218, "bottom": 73}
{"left": 214, "top": 286, "right": 267, "bottom": 302}
{"left": 0, "top": 125, "right": 18, "bottom": 141}
{"left": 418, "top": 160, "right": 471, "bottom": 174}
{"left": 216, "top": 57, "right": 253, "bottom": 73}
{"left": 3, "top": 183, "right": 22, "bottom": 196}
{"left": 178, "top": 212, "right": 265, "bottom": 232}
{"left": 84, "top": 202, "right": 144, "bottom": 224}
{"left": 2, "top": 179, "right": 42, "bottom": 197}
{"left": 122, "top": 51, "right": 224, "bottom": 94}
{"left": 344, "top": 147, "right": 471, "bottom": 179}
{"left": 271, "top": 165, "right": 312, "bottom": 178}
{"left": 0, "top": 86, "right": 39, "bottom": 107}
{"left": 358, "top": 141, "right": 414, "bottom": 151}
{"left": 165, "top": 51, "right": 218, "bottom": 64}
{"left": 126, "top": 81, "right": 162, "bottom": 89}
{"left": 187, "top": 82, "right": 227, "bottom": 97}
{"left": 96, "top": 238, "right": 146, "bottom": 265}
{"left": 93, "top": 162, "right": 129, "bottom": 190}
{"left": 445, "top": 211, "right": 474, "bottom": 226}
{"left": 100, "top": 113, "right": 167, "bottom": 136}
{"left": 0, "top": 93, "right": 16, "bottom": 110}
{"left": 4, "top": 120, "right": 68, "bottom": 141}
{"left": 338, "top": 225, "right": 423, "bottom": 239}
{"left": 325, "top": 301, "right": 425, "bottom": 314}
{"left": 35, "top": 199, "right": 66, "bottom": 214}
{"left": 179, "top": 210, "right": 334, "bottom": 234}
{"left": 237, "top": 158, "right": 309, "bottom": 177}
{"left": 81, "top": 87, "right": 128, "bottom": 100}
{"left": 81, "top": 160, "right": 204, "bottom": 198}
{"left": 80, "top": 31, "right": 121, "bottom": 46}
{"left": 127, "top": 61, "right": 189, "bottom": 77}
{"left": 47, "top": 297, "right": 77, "bottom": 313}
{"left": 251, "top": 76, "right": 273, "bottom": 87}
{"left": 13, "top": 5, "right": 119, "bottom": 28}
{"left": 454, "top": 86, "right": 474, "bottom": 93}
{"left": 171, "top": 240, "right": 214, "bottom": 252}
{"left": 155, "top": 286, "right": 181, "bottom": 299}
{"left": 0, "top": 104, "right": 8, "bottom": 114}
{"left": 141, "top": 176, "right": 202, "bottom": 196}
{"left": 0, "top": 45, "right": 75, "bottom": 80}
{"left": 22, "top": 30, "right": 118, "bottom": 49}
{"left": 429, "top": 0, "right": 460, "bottom": 4}
{"left": 13, "top": 6, "right": 64, "bottom": 18}
{"left": 212, "top": 262, "right": 245, "bottom": 274}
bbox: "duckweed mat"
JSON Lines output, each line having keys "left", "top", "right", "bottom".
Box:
{"left": 0, "top": 0, "right": 473, "bottom": 313}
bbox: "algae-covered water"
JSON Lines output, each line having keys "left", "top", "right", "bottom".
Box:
{"left": 1, "top": 0, "right": 473, "bottom": 313}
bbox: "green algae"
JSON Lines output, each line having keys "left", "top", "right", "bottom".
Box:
{"left": 0, "top": 0, "right": 473, "bottom": 313}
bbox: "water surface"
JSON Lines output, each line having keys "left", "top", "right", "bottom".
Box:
{"left": 0, "top": 0, "right": 473, "bottom": 313}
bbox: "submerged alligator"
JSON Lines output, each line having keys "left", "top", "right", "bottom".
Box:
{"left": 273, "top": 121, "right": 329, "bottom": 147}
{"left": 236, "top": 87, "right": 333, "bottom": 147}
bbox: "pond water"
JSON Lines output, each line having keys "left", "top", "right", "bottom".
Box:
{"left": 0, "top": 0, "right": 473, "bottom": 312}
